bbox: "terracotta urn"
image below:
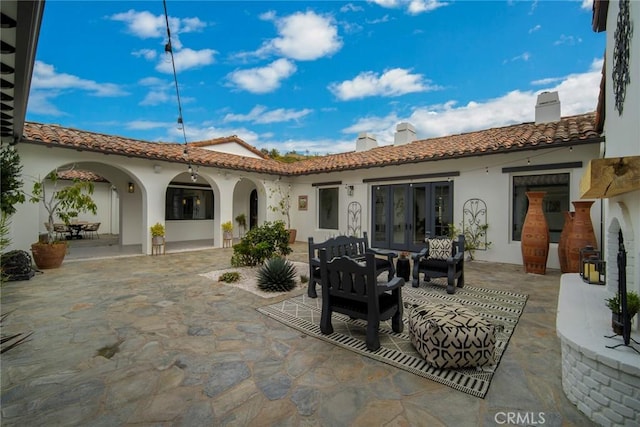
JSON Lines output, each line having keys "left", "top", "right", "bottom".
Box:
{"left": 521, "top": 191, "right": 550, "bottom": 274}
{"left": 565, "top": 200, "right": 597, "bottom": 273}
{"left": 558, "top": 211, "right": 574, "bottom": 273}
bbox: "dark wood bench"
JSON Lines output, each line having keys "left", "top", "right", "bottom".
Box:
{"left": 319, "top": 249, "right": 405, "bottom": 351}
{"left": 412, "top": 234, "right": 465, "bottom": 294}
{"left": 307, "top": 232, "right": 397, "bottom": 298}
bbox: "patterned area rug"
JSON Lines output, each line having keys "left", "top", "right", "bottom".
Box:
{"left": 257, "top": 280, "right": 528, "bottom": 398}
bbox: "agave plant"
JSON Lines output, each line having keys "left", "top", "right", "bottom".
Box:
{"left": 257, "top": 257, "right": 297, "bottom": 292}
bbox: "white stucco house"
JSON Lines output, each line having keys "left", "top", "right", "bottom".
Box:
{"left": 2, "top": 0, "right": 639, "bottom": 425}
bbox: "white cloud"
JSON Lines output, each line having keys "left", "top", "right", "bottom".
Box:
{"left": 109, "top": 10, "right": 206, "bottom": 39}
{"left": 408, "top": 0, "right": 448, "bottom": 15}
{"left": 26, "top": 91, "right": 65, "bottom": 116}
{"left": 132, "top": 49, "right": 157, "bottom": 61}
{"left": 110, "top": 10, "right": 166, "bottom": 38}
{"left": 581, "top": 0, "right": 593, "bottom": 11}
{"left": 531, "top": 76, "right": 564, "bottom": 86}
{"left": 255, "top": 11, "right": 343, "bottom": 61}
{"left": 30, "top": 61, "right": 127, "bottom": 97}
{"left": 504, "top": 52, "right": 531, "bottom": 64}
{"left": 529, "top": 24, "right": 541, "bottom": 34}
{"left": 155, "top": 48, "right": 217, "bottom": 73}
{"left": 223, "top": 105, "right": 313, "bottom": 124}
{"left": 336, "top": 59, "right": 603, "bottom": 147}
{"left": 126, "top": 120, "right": 168, "bottom": 130}
{"left": 139, "top": 90, "right": 170, "bottom": 106}
{"left": 554, "top": 34, "right": 583, "bottom": 46}
{"left": 370, "top": 0, "right": 448, "bottom": 15}
{"left": 227, "top": 59, "right": 297, "bottom": 94}
{"left": 340, "top": 3, "right": 364, "bottom": 13}
{"left": 329, "top": 68, "right": 440, "bottom": 100}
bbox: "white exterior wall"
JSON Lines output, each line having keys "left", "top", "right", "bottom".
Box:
{"left": 10, "top": 144, "right": 272, "bottom": 255}
{"left": 601, "top": 0, "right": 640, "bottom": 299}
{"left": 290, "top": 143, "right": 600, "bottom": 270}
{"left": 199, "top": 142, "right": 263, "bottom": 158}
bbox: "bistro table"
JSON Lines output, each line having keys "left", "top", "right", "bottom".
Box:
{"left": 66, "top": 223, "right": 87, "bottom": 240}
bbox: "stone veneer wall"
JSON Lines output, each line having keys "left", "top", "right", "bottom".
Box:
{"left": 560, "top": 339, "right": 640, "bottom": 426}
{"left": 557, "top": 275, "right": 640, "bottom": 426}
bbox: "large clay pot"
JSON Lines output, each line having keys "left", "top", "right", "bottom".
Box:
{"left": 565, "top": 200, "right": 597, "bottom": 273}
{"left": 558, "top": 211, "right": 574, "bottom": 273}
{"left": 521, "top": 191, "right": 550, "bottom": 274}
{"left": 30, "top": 241, "right": 67, "bottom": 269}
{"left": 288, "top": 229, "right": 297, "bottom": 244}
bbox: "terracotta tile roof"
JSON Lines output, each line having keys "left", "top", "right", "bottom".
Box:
{"left": 57, "top": 169, "right": 108, "bottom": 182}
{"left": 287, "top": 113, "right": 602, "bottom": 175}
{"left": 22, "top": 123, "right": 289, "bottom": 175}
{"left": 22, "top": 113, "right": 601, "bottom": 177}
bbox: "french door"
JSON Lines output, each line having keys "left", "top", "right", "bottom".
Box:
{"left": 371, "top": 182, "right": 453, "bottom": 251}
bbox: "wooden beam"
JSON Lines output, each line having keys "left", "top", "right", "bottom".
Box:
{"left": 580, "top": 156, "right": 640, "bottom": 199}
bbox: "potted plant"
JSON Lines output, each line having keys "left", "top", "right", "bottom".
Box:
{"left": 605, "top": 291, "right": 640, "bottom": 335}
{"left": 150, "top": 222, "right": 165, "bottom": 245}
{"left": 29, "top": 169, "right": 97, "bottom": 269}
{"left": 235, "top": 213, "right": 247, "bottom": 237}
{"left": 268, "top": 183, "right": 296, "bottom": 243}
{"left": 222, "top": 221, "right": 233, "bottom": 240}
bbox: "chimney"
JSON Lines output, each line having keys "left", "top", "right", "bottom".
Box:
{"left": 535, "top": 91, "right": 561, "bottom": 124}
{"left": 394, "top": 122, "right": 417, "bottom": 146}
{"left": 356, "top": 133, "right": 377, "bottom": 152}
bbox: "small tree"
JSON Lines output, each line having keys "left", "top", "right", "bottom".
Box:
{"left": 0, "top": 145, "right": 26, "bottom": 216}
{"left": 29, "top": 168, "right": 98, "bottom": 244}
{"left": 268, "top": 183, "right": 292, "bottom": 229}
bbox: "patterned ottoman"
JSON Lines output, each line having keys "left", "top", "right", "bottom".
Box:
{"left": 408, "top": 303, "right": 496, "bottom": 369}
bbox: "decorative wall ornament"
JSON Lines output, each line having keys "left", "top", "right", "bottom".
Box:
{"left": 347, "top": 201, "right": 362, "bottom": 237}
{"left": 462, "top": 198, "right": 488, "bottom": 250}
{"left": 613, "top": 0, "right": 633, "bottom": 115}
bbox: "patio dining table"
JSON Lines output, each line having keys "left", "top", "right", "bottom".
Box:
{"left": 65, "top": 222, "right": 87, "bottom": 240}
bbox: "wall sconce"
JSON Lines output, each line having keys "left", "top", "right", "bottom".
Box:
{"left": 128, "top": 182, "right": 135, "bottom": 193}
{"left": 345, "top": 185, "right": 354, "bottom": 196}
{"left": 580, "top": 246, "right": 605, "bottom": 285}
{"left": 153, "top": 164, "right": 162, "bottom": 174}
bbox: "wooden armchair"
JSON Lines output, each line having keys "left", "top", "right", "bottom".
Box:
{"left": 307, "top": 232, "right": 397, "bottom": 298}
{"left": 319, "top": 249, "right": 404, "bottom": 351}
{"left": 412, "top": 234, "right": 465, "bottom": 294}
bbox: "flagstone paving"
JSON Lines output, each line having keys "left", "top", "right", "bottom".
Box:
{"left": 1, "top": 243, "right": 594, "bottom": 426}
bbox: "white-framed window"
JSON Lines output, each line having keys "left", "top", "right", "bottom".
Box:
{"left": 512, "top": 173, "right": 570, "bottom": 243}
{"left": 318, "top": 187, "right": 339, "bottom": 230}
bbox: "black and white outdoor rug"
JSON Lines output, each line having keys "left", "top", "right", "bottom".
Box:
{"left": 257, "top": 280, "right": 528, "bottom": 398}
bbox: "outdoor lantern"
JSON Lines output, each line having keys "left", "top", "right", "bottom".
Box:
{"left": 580, "top": 246, "right": 605, "bottom": 285}
{"left": 128, "top": 182, "right": 135, "bottom": 193}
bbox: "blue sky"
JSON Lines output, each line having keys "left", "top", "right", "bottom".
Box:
{"left": 27, "top": 0, "right": 604, "bottom": 155}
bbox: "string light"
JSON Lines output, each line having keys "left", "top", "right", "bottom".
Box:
{"left": 569, "top": 146, "right": 573, "bottom": 152}
{"left": 485, "top": 166, "right": 489, "bottom": 174}
{"left": 163, "top": 0, "right": 197, "bottom": 181}
{"left": 527, "top": 158, "right": 531, "bottom": 165}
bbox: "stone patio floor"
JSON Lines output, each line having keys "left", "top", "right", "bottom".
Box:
{"left": 0, "top": 242, "right": 594, "bottom": 426}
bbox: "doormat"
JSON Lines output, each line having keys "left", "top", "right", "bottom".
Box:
{"left": 257, "top": 281, "right": 528, "bottom": 398}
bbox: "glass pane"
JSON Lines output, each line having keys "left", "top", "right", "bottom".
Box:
{"left": 319, "top": 187, "right": 339, "bottom": 229}
{"left": 433, "top": 184, "right": 451, "bottom": 237}
{"left": 412, "top": 186, "right": 426, "bottom": 245}
{"left": 392, "top": 186, "right": 405, "bottom": 245}
{"left": 373, "top": 187, "right": 387, "bottom": 242}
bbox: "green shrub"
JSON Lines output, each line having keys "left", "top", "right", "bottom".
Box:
{"left": 257, "top": 257, "right": 297, "bottom": 292}
{"left": 231, "top": 221, "right": 291, "bottom": 267}
{"left": 218, "top": 272, "right": 241, "bottom": 283}
{"left": 300, "top": 274, "right": 309, "bottom": 284}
